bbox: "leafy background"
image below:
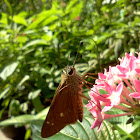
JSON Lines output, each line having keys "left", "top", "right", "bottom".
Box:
{"left": 0, "top": 0, "right": 139, "bottom": 140}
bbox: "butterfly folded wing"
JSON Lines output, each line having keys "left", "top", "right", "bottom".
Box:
{"left": 41, "top": 84, "right": 82, "bottom": 138}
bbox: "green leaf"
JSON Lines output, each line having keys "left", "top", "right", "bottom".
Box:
{"left": 32, "top": 117, "right": 120, "bottom": 140}
{"left": 0, "top": 13, "right": 8, "bottom": 25}
{"left": 20, "top": 102, "right": 28, "bottom": 113}
{"left": 75, "top": 63, "right": 88, "bottom": 74}
{"left": 16, "top": 35, "right": 28, "bottom": 43}
{"left": 132, "top": 16, "right": 140, "bottom": 27}
{"left": 25, "top": 128, "right": 32, "bottom": 140}
{"left": 4, "top": 0, "right": 12, "bottom": 15}
{"left": 26, "top": 15, "right": 47, "bottom": 30}
{"left": 114, "top": 39, "right": 123, "bottom": 58}
{"left": 9, "top": 99, "right": 20, "bottom": 116}
{"left": 13, "top": 15, "right": 27, "bottom": 26}
{"left": 27, "top": 7, "right": 61, "bottom": 30}
{"left": 66, "top": 0, "right": 78, "bottom": 13}
{"left": 0, "top": 62, "right": 19, "bottom": 80}
{"left": 16, "top": 75, "right": 30, "bottom": 90}
{"left": 28, "top": 90, "right": 43, "bottom": 112}
{"left": 42, "top": 15, "right": 59, "bottom": 26}
{"left": 22, "top": 39, "right": 47, "bottom": 49}
{"left": 0, "top": 107, "right": 49, "bottom": 126}
{"left": 115, "top": 117, "right": 140, "bottom": 134}
{"left": 32, "top": 96, "right": 43, "bottom": 112}
{"left": 108, "top": 112, "right": 140, "bottom": 139}
{"left": 99, "top": 89, "right": 108, "bottom": 95}
{"left": 70, "top": 1, "right": 83, "bottom": 20}
{"left": 0, "top": 115, "right": 36, "bottom": 126}
{"left": 0, "top": 86, "right": 11, "bottom": 99}
{"left": 28, "top": 89, "right": 41, "bottom": 100}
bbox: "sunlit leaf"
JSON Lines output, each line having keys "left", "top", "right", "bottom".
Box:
{"left": 32, "top": 117, "right": 121, "bottom": 140}
{"left": 28, "top": 90, "right": 41, "bottom": 100}
{"left": 0, "top": 115, "right": 36, "bottom": 126}
{"left": 22, "top": 39, "right": 47, "bottom": 49}
{"left": 0, "top": 86, "right": 11, "bottom": 99}
{"left": 16, "top": 75, "right": 30, "bottom": 90}
{"left": 13, "top": 15, "right": 27, "bottom": 26}
{"left": 0, "top": 62, "right": 19, "bottom": 80}
{"left": 0, "top": 107, "right": 49, "bottom": 126}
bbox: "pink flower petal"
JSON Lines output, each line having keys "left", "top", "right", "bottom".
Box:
{"left": 133, "top": 79, "right": 140, "bottom": 92}
{"left": 90, "top": 119, "right": 102, "bottom": 132}
{"left": 116, "top": 82, "right": 123, "bottom": 94}
{"left": 117, "top": 66, "right": 128, "bottom": 73}
{"left": 102, "top": 105, "right": 112, "bottom": 112}
{"left": 104, "top": 82, "right": 113, "bottom": 94}
{"left": 99, "top": 73, "right": 106, "bottom": 79}
{"left": 129, "top": 92, "right": 140, "bottom": 99}
{"left": 135, "top": 68, "right": 140, "bottom": 74}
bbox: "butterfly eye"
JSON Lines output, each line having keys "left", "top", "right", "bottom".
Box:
{"left": 68, "top": 69, "right": 73, "bottom": 75}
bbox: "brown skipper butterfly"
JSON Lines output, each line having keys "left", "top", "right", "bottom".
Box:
{"left": 41, "top": 65, "right": 84, "bottom": 138}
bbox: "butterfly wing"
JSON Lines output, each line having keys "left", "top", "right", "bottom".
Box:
{"left": 41, "top": 84, "right": 82, "bottom": 138}
{"left": 77, "top": 93, "right": 83, "bottom": 122}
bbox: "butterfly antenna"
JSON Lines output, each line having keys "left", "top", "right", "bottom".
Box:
{"left": 91, "top": 39, "right": 102, "bottom": 72}
{"left": 67, "top": 54, "right": 70, "bottom": 66}
{"left": 73, "top": 41, "right": 83, "bottom": 66}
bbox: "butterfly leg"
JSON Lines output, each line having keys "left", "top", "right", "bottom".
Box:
{"left": 84, "top": 83, "right": 92, "bottom": 90}
{"left": 82, "top": 73, "right": 97, "bottom": 89}
{"left": 78, "top": 92, "right": 90, "bottom": 100}
{"left": 83, "top": 73, "right": 97, "bottom": 80}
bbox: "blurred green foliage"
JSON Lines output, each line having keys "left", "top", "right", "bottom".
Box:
{"left": 0, "top": 0, "right": 140, "bottom": 139}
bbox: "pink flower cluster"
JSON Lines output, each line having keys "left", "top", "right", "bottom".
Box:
{"left": 86, "top": 52, "right": 140, "bottom": 132}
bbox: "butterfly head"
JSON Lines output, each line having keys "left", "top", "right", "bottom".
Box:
{"left": 63, "top": 65, "right": 76, "bottom": 75}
